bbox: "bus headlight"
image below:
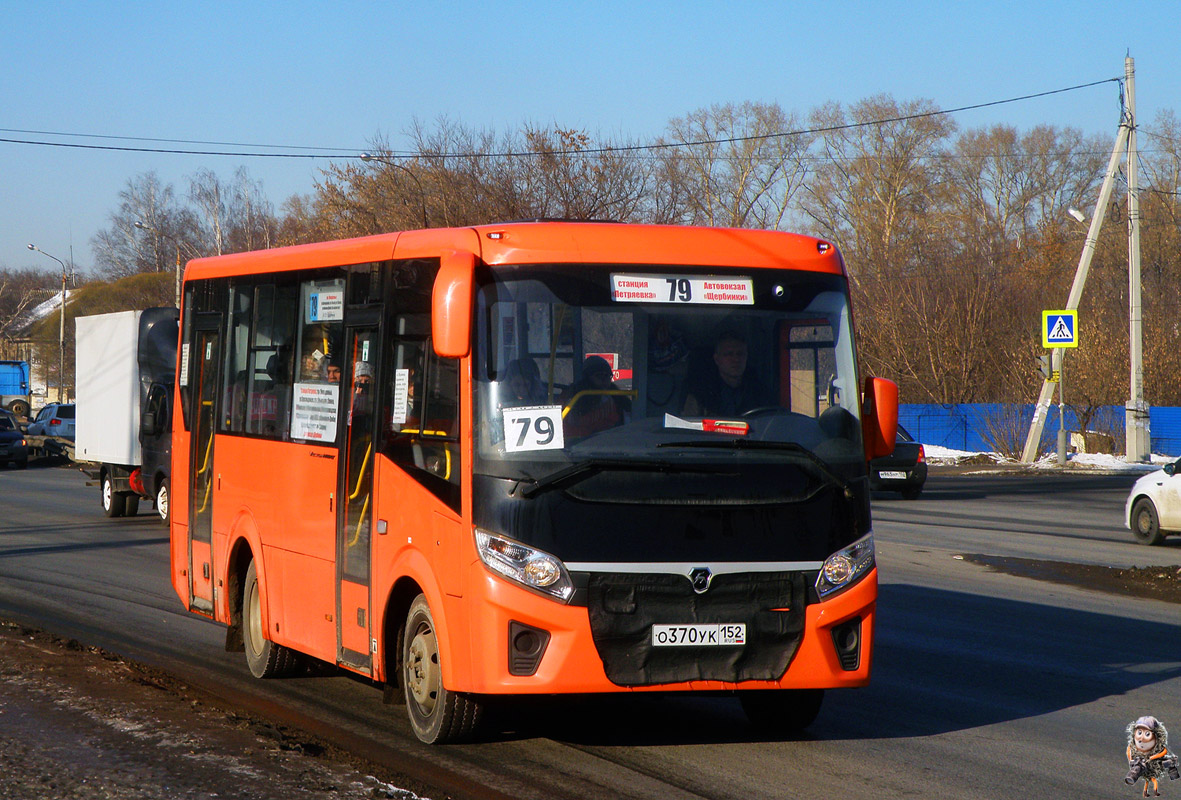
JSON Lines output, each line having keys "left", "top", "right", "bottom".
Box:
{"left": 815, "top": 533, "right": 875, "bottom": 599}
{"left": 475, "top": 529, "right": 574, "bottom": 602}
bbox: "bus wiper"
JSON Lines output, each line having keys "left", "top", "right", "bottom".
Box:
{"left": 657, "top": 439, "right": 853, "bottom": 499}
{"left": 520, "top": 458, "right": 692, "bottom": 498}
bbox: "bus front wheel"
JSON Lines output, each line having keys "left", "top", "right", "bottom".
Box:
{"left": 402, "top": 594, "right": 483, "bottom": 744}
{"left": 740, "top": 689, "right": 824, "bottom": 733}
{"left": 243, "top": 561, "right": 302, "bottom": 678}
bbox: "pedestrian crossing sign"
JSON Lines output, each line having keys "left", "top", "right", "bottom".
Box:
{"left": 1042, "top": 309, "right": 1078, "bottom": 348}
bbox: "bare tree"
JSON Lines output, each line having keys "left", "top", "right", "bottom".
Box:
{"left": 189, "top": 167, "right": 277, "bottom": 256}
{"left": 660, "top": 102, "right": 813, "bottom": 230}
{"left": 804, "top": 95, "right": 956, "bottom": 276}
{"left": 0, "top": 268, "right": 61, "bottom": 359}
{"left": 92, "top": 172, "right": 198, "bottom": 278}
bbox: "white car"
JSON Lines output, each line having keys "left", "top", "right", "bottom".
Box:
{"left": 28, "top": 402, "right": 75, "bottom": 441}
{"left": 1125, "top": 460, "right": 1181, "bottom": 545}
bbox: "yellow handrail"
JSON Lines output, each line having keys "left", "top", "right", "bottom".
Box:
{"left": 561, "top": 389, "right": 638, "bottom": 419}
{"left": 349, "top": 442, "right": 372, "bottom": 501}
{"left": 194, "top": 413, "right": 216, "bottom": 514}
{"left": 348, "top": 492, "right": 370, "bottom": 547}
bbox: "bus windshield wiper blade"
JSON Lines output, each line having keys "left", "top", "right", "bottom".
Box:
{"left": 658, "top": 439, "right": 853, "bottom": 499}
{"left": 520, "top": 458, "right": 688, "bottom": 498}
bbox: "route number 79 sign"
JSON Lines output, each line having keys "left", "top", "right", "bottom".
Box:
{"left": 502, "top": 405, "right": 566, "bottom": 452}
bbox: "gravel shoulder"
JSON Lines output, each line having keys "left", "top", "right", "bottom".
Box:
{"left": 0, "top": 620, "right": 428, "bottom": 800}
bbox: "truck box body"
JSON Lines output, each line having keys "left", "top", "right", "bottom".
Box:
{"left": 75, "top": 307, "right": 178, "bottom": 467}
{"left": 76, "top": 311, "right": 142, "bottom": 465}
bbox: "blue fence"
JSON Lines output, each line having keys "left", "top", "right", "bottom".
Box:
{"left": 899, "top": 404, "right": 1181, "bottom": 457}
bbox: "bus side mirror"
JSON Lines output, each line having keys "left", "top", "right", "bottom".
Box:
{"left": 141, "top": 411, "right": 158, "bottom": 436}
{"left": 432, "top": 250, "right": 476, "bottom": 358}
{"left": 862, "top": 376, "right": 898, "bottom": 460}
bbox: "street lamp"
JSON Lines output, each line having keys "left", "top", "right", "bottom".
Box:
{"left": 359, "top": 153, "right": 429, "bottom": 229}
{"left": 134, "top": 221, "right": 192, "bottom": 307}
{"left": 27, "top": 244, "right": 69, "bottom": 402}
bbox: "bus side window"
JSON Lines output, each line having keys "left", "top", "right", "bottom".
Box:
{"left": 382, "top": 341, "right": 461, "bottom": 510}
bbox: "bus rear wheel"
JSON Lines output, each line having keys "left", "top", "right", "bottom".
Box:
{"left": 402, "top": 594, "right": 483, "bottom": 744}
{"left": 243, "top": 561, "right": 302, "bottom": 678}
{"left": 740, "top": 689, "right": 824, "bottom": 733}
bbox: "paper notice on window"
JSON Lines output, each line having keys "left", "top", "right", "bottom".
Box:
{"left": 291, "top": 382, "right": 339, "bottom": 442}
{"left": 503, "top": 405, "right": 565, "bottom": 452}
{"left": 179, "top": 343, "right": 190, "bottom": 387}
{"left": 391, "top": 368, "right": 410, "bottom": 424}
{"left": 307, "top": 290, "right": 344, "bottom": 322}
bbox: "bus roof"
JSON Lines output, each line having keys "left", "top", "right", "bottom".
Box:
{"left": 183, "top": 222, "right": 846, "bottom": 281}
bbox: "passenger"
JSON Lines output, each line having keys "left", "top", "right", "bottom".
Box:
{"left": 352, "top": 361, "right": 373, "bottom": 408}
{"left": 300, "top": 349, "right": 325, "bottom": 381}
{"left": 682, "top": 330, "right": 770, "bottom": 417}
{"left": 325, "top": 359, "right": 342, "bottom": 383}
{"left": 562, "top": 356, "right": 630, "bottom": 437}
{"left": 502, "top": 358, "right": 546, "bottom": 405}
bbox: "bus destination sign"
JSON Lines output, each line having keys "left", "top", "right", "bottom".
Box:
{"left": 611, "top": 274, "right": 754, "bottom": 305}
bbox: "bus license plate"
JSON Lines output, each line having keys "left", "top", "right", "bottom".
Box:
{"left": 878, "top": 470, "right": 907, "bottom": 479}
{"left": 652, "top": 624, "right": 746, "bottom": 647}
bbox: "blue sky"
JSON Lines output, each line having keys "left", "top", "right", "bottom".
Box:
{"left": 2, "top": 1, "right": 1178, "bottom": 274}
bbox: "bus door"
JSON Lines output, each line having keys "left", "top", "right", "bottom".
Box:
{"left": 187, "top": 320, "right": 221, "bottom": 614}
{"left": 337, "top": 321, "right": 379, "bottom": 671}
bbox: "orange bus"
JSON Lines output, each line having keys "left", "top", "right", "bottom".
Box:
{"left": 170, "top": 222, "right": 897, "bottom": 743}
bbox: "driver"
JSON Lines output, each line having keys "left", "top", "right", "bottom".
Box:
{"left": 682, "top": 330, "right": 770, "bottom": 417}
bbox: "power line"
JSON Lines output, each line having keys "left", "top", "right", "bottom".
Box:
{"left": 0, "top": 78, "right": 1122, "bottom": 161}
{"left": 0, "top": 136, "right": 334, "bottom": 159}
{"left": 0, "top": 127, "right": 367, "bottom": 153}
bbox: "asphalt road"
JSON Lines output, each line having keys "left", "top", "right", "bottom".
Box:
{"left": 1, "top": 462, "right": 1179, "bottom": 799}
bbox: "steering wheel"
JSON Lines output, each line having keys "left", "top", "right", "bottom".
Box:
{"left": 740, "top": 406, "right": 786, "bottom": 418}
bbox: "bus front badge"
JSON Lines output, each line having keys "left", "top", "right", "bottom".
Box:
{"left": 689, "top": 568, "right": 713, "bottom": 594}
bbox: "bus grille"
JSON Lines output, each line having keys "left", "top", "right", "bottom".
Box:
{"left": 584, "top": 571, "right": 809, "bottom": 686}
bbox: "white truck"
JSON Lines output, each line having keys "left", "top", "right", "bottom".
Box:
{"left": 75, "top": 308, "right": 179, "bottom": 522}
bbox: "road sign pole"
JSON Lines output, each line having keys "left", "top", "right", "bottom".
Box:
{"left": 1057, "top": 357, "right": 1066, "bottom": 465}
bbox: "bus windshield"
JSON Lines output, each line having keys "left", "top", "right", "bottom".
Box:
{"left": 474, "top": 263, "right": 864, "bottom": 493}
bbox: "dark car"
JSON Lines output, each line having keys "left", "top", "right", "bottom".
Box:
{"left": 869, "top": 423, "right": 927, "bottom": 499}
{"left": 0, "top": 414, "right": 29, "bottom": 468}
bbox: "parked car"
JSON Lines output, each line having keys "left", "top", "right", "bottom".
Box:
{"left": 0, "top": 414, "right": 29, "bottom": 468}
{"left": 1124, "top": 459, "right": 1181, "bottom": 545}
{"left": 28, "top": 403, "right": 76, "bottom": 440}
{"left": 869, "top": 423, "right": 927, "bottom": 499}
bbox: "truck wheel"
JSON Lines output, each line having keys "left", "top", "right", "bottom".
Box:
{"left": 403, "top": 594, "right": 484, "bottom": 743}
{"left": 156, "top": 479, "right": 170, "bottom": 525}
{"left": 8, "top": 400, "right": 29, "bottom": 418}
{"left": 243, "top": 561, "right": 302, "bottom": 678}
{"left": 102, "top": 473, "right": 126, "bottom": 518}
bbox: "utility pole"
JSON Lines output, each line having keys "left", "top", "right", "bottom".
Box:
{"left": 1125, "top": 55, "right": 1150, "bottom": 462}
{"left": 1021, "top": 57, "right": 1147, "bottom": 463}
